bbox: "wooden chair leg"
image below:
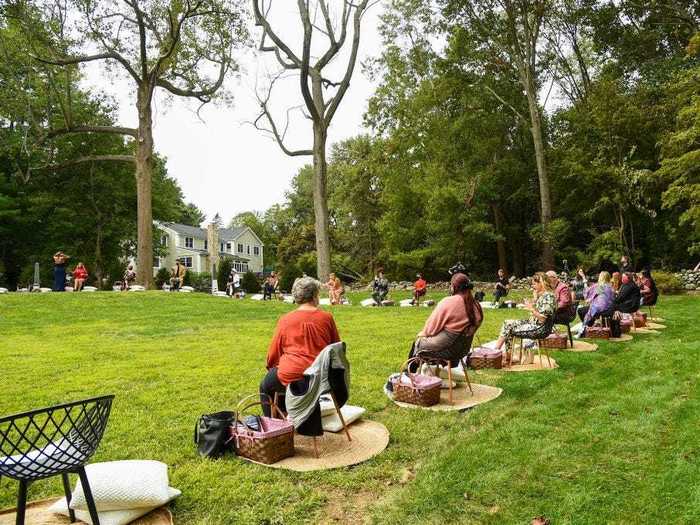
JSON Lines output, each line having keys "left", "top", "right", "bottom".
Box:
{"left": 461, "top": 359, "right": 474, "bottom": 395}
{"left": 566, "top": 323, "right": 573, "bottom": 348}
{"left": 312, "top": 436, "right": 319, "bottom": 458}
{"left": 330, "top": 392, "right": 351, "bottom": 442}
{"left": 446, "top": 362, "right": 453, "bottom": 405}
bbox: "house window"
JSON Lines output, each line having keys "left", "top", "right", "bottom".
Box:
{"left": 233, "top": 262, "right": 249, "bottom": 273}
{"left": 161, "top": 235, "right": 168, "bottom": 246}
{"left": 237, "top": 243, "right": 244, "bottom": 253}
{"left": 226, "top": 242, "right": 232, "bottom": 252}
{"left": 246, "top": 245, "right": 250, "bottom": 255}
{"left": 185, "top": 237, "right": 193, "bottom": 248}
{"left": 181, "top": 256, "right": 193, "bottom": 268}
{"left": 204, "top": 240, "right": 208, "bottom": 250}
{"left": 153, "top": 257, "right": 160, "bottom": 268}
{"left": 253, "top": 246, "right": 260, "bottom": 256}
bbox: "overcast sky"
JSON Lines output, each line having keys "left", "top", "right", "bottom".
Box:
{"left": 82, "top": 4, "right": 385, "bottom": 227}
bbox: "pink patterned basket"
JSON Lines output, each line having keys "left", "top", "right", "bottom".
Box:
{"left": 230, "top": 397, "right": 295, "bottom": 464}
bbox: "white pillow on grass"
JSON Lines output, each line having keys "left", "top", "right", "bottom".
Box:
{"left": 70, "top": 460, "right": 170, "bottom": 511}
{"left": 50, "top": 487, "right": 180, "bottom": 525}
{"left": 321, "top": 405, "right": 365, "bottom": 432}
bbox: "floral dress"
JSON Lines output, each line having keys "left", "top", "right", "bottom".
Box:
{"left": 499, "top": 291, "right": 556, "bottom": 349}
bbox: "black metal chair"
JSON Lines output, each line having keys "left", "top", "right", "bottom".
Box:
{"left": 509, "top": 316, "right": 555, "bottom": 368}
{"left": 415, "top": 332, "right": 475, "bottom": 404}
{"left": 0, "top": 395, "right": 114, "bottom": 525}
{"left": 553, "top": 304, "right": 577, "bottom": 348}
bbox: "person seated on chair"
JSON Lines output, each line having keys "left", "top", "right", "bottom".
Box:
{"left": 494, "top": 268, "right": 510, "bottom": 304}
{"left": 611, "top": 271, "right": 622, "bottom": 293}
{"left": 638, "top": 268, "right": 658, "bottom": 306}
{"left": 619, "top": 255, "right": 634, "bottom": 274}
{"left": 610, "top": 272, "right": 641, "bottom": 314}
{"left": 577, "top": 271, "right": 614, "bottom": 333}
{"left": 263, "top": 275, "right": 276, "bottom": 300}
{"left": 72, "top": 262, "right": 88, "bottom": 292}
{"left": 260, "top": 276, "right": 340, "bottom": 417}
{"left": 326, "top": 273, "right": 344, "bottom": 305}
{"left": 546, "top": 270, "right": 575, "bottom": 323}
{"left": 412, "top": 273, "right": 427, "bottom": 306}
{"left": 571, "top": 268, "right": 587, "bottom": 302}
{"left": 408, "top": 272, "right": 483, "bottom": 365}
{"left": 120, "top": 264, "right": 136, "bottom": 291}
{"left": 169, "top": 260, "right": 186, "bottom": 291}
{"left": 492, "top": 272, "right": 556, "bottom": 365}
{"left": 372, "top": 268, "right": 389, "bottom": 305}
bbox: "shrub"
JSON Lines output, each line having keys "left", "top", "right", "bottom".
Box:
{"left": 217, "top": 258, "right": 233, "bottom": 291}
{"left": 241, "top": 271, "right": 261, "bottom": 293}
{"left": 155, "top": 268, "right": 171, "bottom": 288}
{"left": 185, "top": 271, "right": 213, "bottom": 292}
{"left": 653, "top": 271, "right": 682, "bottom": 293}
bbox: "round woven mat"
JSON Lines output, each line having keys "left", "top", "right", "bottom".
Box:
{"left": 0, "top": 500, "right": 173, "bottom": 525}
{"left": 633, "top": 327, "right": 660, "bottom": 334}
{"left": 565, "top": 340, "right": 598, "bottom": 352}
{"left": 504, "top": 354, "right": 559, "bottom": 372}
{"left": 244, "top": 420, "right": 389, "bottom": 472}
{"left": 648, "top": 317, "right": 665, "bottom": 323}
{"left": 646, "top": 322, "right": 666, "bottom": 330}
{"left": 392, "top": 383, "right": 502, "bottom": 412}
{"left": 606, "top": 334, "right": 634, "bottom": 342}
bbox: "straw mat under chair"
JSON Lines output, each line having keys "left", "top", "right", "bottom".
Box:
{"left": 505, "top": 354, "right": 559, "bottom": 372}
{"left": 0, "top": 500, "right": 173, "bottom": 525}
{"left": 392, "top": 383, "right": 502, "bottom": 412}
{"left": 238, "top": 420, "right": 389, "bottom": 472}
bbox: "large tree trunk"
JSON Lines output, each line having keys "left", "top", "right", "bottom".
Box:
{"left": 522, "top": 72, "right": 554, "bottom": 270}
{"left": 492, "top": 202, "right": 508, "bottom": 273}
{"left": 94, "top": 223, "right": 103, "bottom": 289}
{"left": 312, "top": 122, "right": 332, "bottom": 281}
{"left": 135, "top": 85, "right": 154, "bottom": 288}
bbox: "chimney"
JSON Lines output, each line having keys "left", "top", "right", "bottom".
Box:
{"left": 207, "top": 222, "right": 219, "bottom": 274}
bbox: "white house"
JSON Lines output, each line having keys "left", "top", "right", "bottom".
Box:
{"left": 153, "top": 221, "right": 264, "bottom": 275}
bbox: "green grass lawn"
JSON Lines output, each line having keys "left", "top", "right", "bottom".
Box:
{"left": 1, "top": 291, "right": 698, "bottom": 524}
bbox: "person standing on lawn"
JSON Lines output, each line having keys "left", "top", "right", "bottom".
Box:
{"left": 52, "top": 251, "right": 69, "bottom": 291}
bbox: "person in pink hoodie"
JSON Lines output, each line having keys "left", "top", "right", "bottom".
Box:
{"left": 408, "top": 272, "right": 483, "bottom": 366}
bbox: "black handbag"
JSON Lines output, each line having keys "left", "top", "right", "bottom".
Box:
{"left": 194, "top": 411, "right": 235, "bottom": 458}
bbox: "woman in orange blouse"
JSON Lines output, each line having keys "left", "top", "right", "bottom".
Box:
{"left": 260, "top": 277, "right": 340, "bottom": 416}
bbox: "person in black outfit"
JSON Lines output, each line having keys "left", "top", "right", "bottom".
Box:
{"left": 372, "top": 269, "right": 389, "bottom": 305}
{"left": 603, "top": 272, "right": 641, "bottom": 317}
{"left": 494, "top": 268, "right": 510, "bottom": 303}
{"left": 619, "top": 255, "right": 633, "bottom": 274}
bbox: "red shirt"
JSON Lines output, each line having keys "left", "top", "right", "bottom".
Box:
{"left": 554, "top": 281, "right": 572, "bottom": 309}
{"left": 73, "top": 267, "right": 88, "bottom": 279}
{"left": 415, "top": 278, "right": 427, "bottom": 291}
{"left": 267, "top": 308, "right": 340, "bottom": 385}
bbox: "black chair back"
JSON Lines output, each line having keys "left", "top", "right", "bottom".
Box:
{"left": 0, "top": 395, "right": 114, "bottom": 482}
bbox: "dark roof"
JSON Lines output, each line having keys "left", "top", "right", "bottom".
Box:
{"left": 159, "top": 223, "right": 250, "bottom": 242}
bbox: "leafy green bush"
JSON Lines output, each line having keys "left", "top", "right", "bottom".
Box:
{"left": 241, "top": 271, "right": 261, "bottom": 293}
{"left": 653, "top": 271, "right": 682, "bottom": 293}
{"left": 217, "top": 258, "right": 233, "bottom": 291}
{"left": 155, "top": 268, "right": 171, "bottom": 288}
{"left": 184, "top": 271, "right": 213, "bottom": 292}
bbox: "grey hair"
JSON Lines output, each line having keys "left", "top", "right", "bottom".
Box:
{"left": 292, "top": 276, "right": 321, "bottom": 304}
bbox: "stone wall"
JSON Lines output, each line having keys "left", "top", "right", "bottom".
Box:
{"left": 675, "top": 270, "right": 700, "bottom": 291}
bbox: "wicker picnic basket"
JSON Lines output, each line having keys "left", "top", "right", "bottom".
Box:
{"left": 633, "top": 312, "right": 647, "bottom": 328}
{"left": 392, "top": 358, "right": 442, "bottom": 406}
{"left": 540, "top": 333, "right": 568, "bottom": 349}
{"left": 586, "top": 325, "right": 610, "bottom": 339}
{"left": 230, "top": 395, "right": 294, "bottom": 464}
{"left": 468, "top": 347, "right": 503, "bottom": 369}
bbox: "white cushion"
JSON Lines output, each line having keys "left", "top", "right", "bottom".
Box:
{"left": 212, "top": 291, "right": 228, "bottom": 297}
{"left": 0, "top": 287, "right": 7, "bottom": 293}
{"left": 250, "top": 294, "right": 264, "bottom": 300}
{"left": 129, "top": 285, "right": 145, "bottom": 292}
{"left": 70, "top": 460, "right": 170, "bottom": 511}
{"left": 360, "top": 298, "right": 376, "bottom": 307}
{"left": 50, "top": 487, "right": 180, "bottom": 525}
{"left": 180, "top": 286, "right": 194, "bottom": 292}
{"left": 321, "top": 405, "right": 365, "bottom": 432}
{"left": 319, "top": 298, "right": 331, "bottom": 305}
{"left": 40, "top": 287, "right": 52, "bottom": 293}
{"left": 399, "top": 299, "right": 414, "bottom": 307}
{"left": 83, "top": 286, "right": 98, "bottom": 292}
{"left": 282, "top": 294, "right": 294, "bottom": 303}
